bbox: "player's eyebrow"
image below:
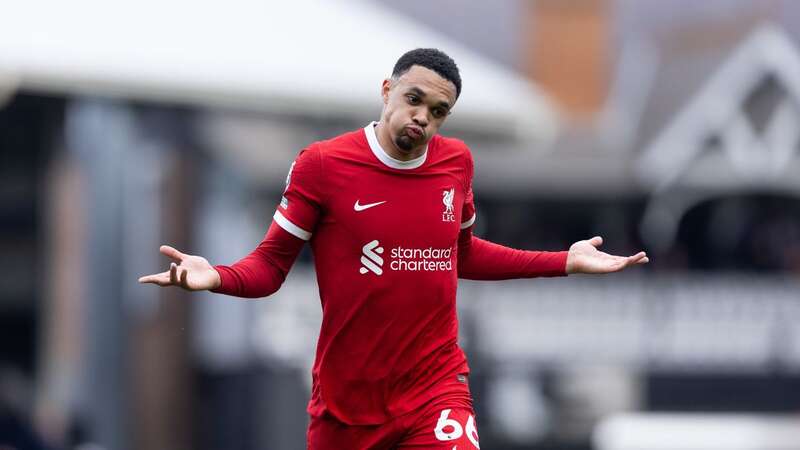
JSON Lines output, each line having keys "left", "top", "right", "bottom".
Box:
{"left": 407, "top": 86, "right": 451, "bottom": 110}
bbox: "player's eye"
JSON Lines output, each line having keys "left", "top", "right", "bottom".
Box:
{"left": 406, "top": 95, "right": 420, "bottom": 105}
{"left": 432, "top": 108, "right": 446, "bottom": 118}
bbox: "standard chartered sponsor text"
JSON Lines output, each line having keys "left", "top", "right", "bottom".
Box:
{"left": 390, "top": 246, "right": 453, "bottom": 271}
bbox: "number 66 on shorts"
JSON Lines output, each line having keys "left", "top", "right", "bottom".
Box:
{"left": 433, "top": 408, "right": 480, "bottom": 448}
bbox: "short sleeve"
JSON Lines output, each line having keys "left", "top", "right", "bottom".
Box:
{"left": 274, "top": 145, "right": 324, "bottom": 240}
{"left": 460, "top": 149, "right": 476, "bottom": 230}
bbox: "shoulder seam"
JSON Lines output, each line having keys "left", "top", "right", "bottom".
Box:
{"left": 311, "top": 142, "right": 329, "bottom": 210}
{"left": 461, "top": 142, "right": 473, "bottom": 193}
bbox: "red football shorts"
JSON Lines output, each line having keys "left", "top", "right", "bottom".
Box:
{"left": 307, "top": 396, "right": 481, "bottom": 449}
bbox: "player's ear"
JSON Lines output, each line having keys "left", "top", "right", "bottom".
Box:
{"left": 381, "top": 78, "right": 392, "bottom": 105}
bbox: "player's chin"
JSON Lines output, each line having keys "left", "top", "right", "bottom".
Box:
{"left": 395, "top": 135, "right": 418, "bottom": 152}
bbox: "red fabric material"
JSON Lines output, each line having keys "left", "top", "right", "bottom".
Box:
{"left": 298, "top": 128, "right": 474, "bottom": 425}
{"left": 209, "top": 124, "right": 568, "bottom": 426}
{"left": 212, "top": 221, "right": 304, "bottom": 298}
{"left": 457, "top": 230, "right": 568, "bottom": 279}
{"left": 307, "top": 387, "right": 478, "bottom": 449}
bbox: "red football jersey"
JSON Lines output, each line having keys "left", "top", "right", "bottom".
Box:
{"left": 276, "top": 123, "right": 476, "bottom": 424}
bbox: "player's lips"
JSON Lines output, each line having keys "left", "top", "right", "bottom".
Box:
{"left": 405, "top": 126, "right": 424, "bottom": 140}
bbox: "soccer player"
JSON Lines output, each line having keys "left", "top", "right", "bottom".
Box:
{"left": 140, "top": 48, "right": 648, "bottom": 449}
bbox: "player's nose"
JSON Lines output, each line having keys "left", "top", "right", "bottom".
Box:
{"left": 412, "top": 110, "right": 428, "bottom": 127}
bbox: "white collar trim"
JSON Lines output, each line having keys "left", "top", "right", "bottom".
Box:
{"left": 364, "top": 121, "right": 427, "bottom": 170}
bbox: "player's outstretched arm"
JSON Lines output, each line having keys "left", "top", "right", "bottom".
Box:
{"left": 565, "top": 236, "right": 648, "bottom": 274}
{"left": 139, "top": 222, "right": 305, "bottom": 298}
{"left": 138, "top": 245, "right": 221, "bottom": 291}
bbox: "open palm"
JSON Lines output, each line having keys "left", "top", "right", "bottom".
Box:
{"left": 565, "top": 236, "right": 648, "bottom": 274}
{"left": 138, "top": 245, "right": 221, "bottom": 291}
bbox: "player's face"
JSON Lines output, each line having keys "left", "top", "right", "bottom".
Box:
{"left": 381, "top": 65, "right": 457, "bottom": 154}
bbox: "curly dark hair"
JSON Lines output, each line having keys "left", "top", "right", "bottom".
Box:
{"left": 391, "top": 48, "right": 462, "bottom": 98}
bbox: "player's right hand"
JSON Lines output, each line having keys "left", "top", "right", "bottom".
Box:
{"left": 138, "top": 245, "right": 221, "bottom": 291}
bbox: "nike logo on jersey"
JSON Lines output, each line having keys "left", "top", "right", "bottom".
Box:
{"left": 354, "top": 200, "right": 387, "bottom": 211}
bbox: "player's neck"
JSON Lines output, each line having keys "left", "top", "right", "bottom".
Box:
{"left": 374, "top": 122, "right": 426, "bottom": 162}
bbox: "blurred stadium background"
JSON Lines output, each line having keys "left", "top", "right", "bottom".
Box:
{"left": 2, "top": 0, "right": 800, "bottom": 449}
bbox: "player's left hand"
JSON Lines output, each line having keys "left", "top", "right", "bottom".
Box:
{"left": 565, "top": 236, "right": 648, "bottom": 274}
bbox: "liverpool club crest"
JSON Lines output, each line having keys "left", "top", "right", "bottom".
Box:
{"left": 442, "top": 188, "right": 455, "bottom": 222}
